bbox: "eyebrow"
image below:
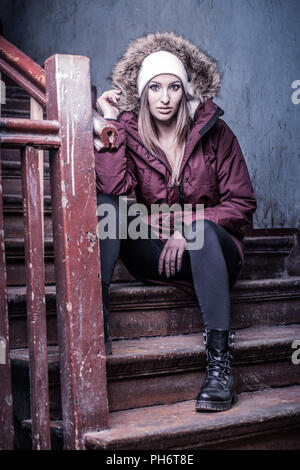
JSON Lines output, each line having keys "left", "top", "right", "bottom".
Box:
{"left": 149, "top": 80, "right": 181, "bottom": 85}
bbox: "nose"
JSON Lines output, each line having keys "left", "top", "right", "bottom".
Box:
{"left": 160, "top": 87, "right": 170, "bottom": 104}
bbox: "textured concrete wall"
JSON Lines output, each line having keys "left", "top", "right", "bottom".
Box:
{"left": 1, "top": 0, "right": 300, "bottom": 228}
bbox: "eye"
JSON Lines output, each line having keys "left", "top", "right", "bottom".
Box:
{"left": 149, "top": 84, "right": 159, "bottom": 91}
{"left": 172, "top": 84, "right": 181, "bottom": 91}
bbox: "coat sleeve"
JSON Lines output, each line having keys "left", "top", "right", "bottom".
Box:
{"left": 202, "top": 122, "right": 257, "bottom": 237}
{"left": 94, "top": 119, "right": 138, "bottom": 195}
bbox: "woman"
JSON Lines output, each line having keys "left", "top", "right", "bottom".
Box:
{"left": 94, "top": 32, "right": 257, "bottom": 412}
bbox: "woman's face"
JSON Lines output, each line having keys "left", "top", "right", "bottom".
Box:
{"left": 147, "top": 74, "right": 183, "bottom": 123}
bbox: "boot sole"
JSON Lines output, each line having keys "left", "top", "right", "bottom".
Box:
{"left": 195, "top": 393, "right": 238, "bottom": 412}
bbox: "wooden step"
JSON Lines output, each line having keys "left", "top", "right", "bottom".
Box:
{"left": 20, "top": 385, "right": 300, "bottom": 450}
{"left": 4, "top": 236, "right": 133, "bottom": 285}
{"left": 10, "top": 324, "right": 300, "bottom": 414}
{"left": 103, "top": 324, "right": 300, "bottom": 411}
{"left": 108, "top": 277, "right": 300, "bottom": 338}
{"left": 84, "top": 385, "right": 300, "bottom": 450}
{"left": 7, "top": 277, "right": 300, "bottom": 347}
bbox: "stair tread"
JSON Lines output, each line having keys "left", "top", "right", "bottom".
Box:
{"left": 109, "top": 323, "right": 300, "bottom": 359}
{"left": 7, "top": 275, "right": 300, "bottom": 297}
{"left": 11, "top": 324, "right": 300, "bottom": 368}
{"left": 84, "top": 385, "right": 300, "bottom": 449}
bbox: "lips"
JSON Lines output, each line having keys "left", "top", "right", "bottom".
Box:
{"left": 157, "top": 108, "right": 172, "bottom": 113}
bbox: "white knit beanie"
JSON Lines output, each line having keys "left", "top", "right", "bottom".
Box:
{"left": 137, "top": 50, "right": 200, "bottom": 119}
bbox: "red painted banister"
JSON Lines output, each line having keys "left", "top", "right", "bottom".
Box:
{"left": 0, "top": 117, "right": 61, "bottom": 147}
{"left": 0, "top": 150, "right": 14, "bottom": 450}
{"left": 0, "top": 35, "right": 45, "bottom": 90}
{"left": 0, "top": 58, "right": 46, "bottom": 107}
{"left": 0, "top": 35, "right": 110, "bottom": 450}
{"left": 0, "top": 35, "right": 117, "bottom": 149}
{"left": 0, "top": 116, "right": 59, "bottom": 131}
{"left": 21, "top": 145, "right": 51, "bottom": 449}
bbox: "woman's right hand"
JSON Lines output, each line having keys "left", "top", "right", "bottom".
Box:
{"left": 96, "top": 89, "right": 121, "bottom": 120}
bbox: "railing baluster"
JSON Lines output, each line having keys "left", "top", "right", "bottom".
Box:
{"left": 21, "top": 143, "right": 51, "bottom": 450}
{"left": 45, "top": 54, "right": 108, "bottom": 450}
{"left": 0, "top": 148, "right": 14, "bottom": 450}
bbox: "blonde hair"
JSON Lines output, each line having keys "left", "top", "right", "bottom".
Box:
{"left": 138, "top": 83, "right": 192, "bottom": 185}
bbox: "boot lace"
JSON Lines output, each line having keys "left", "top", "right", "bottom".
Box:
{"left": 205, "top": 349, "right": 233, "bottom": 389}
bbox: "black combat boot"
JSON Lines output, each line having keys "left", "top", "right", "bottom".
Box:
{"left": 195, "top": 329, "right": 237, "bottom": 412}
{"left": 101, "top": 280, "right": 112, "bottom": 356}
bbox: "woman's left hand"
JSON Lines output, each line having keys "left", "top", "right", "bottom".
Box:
{"left": 158, "top": 231, "right": 187, "bottom": 277}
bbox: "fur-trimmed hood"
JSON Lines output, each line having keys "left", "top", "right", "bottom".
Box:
{"left": 109, "top": 31, "right": 222, "bottom": 119}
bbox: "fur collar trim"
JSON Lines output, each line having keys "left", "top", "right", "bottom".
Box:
{"left": 109, "top": 32, "right": 222, "bottom": 118}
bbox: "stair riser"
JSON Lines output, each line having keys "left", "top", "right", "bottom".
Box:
{"left": 200, "top": 426, "right": 300, "bottom": 450}
{"left": 241, "top": 254, "right": 289, "bottom": 279}
{"left": 6, "top": 261, "right": 56, "bottom": 286}
{"left": 8, "top": 295, "right": 300, "bottom": 347}
{"left": 11, "top": 357, "right": 300, "bottom": 418}
{"left": 107, "top": 360, "right": 300, "bottom": 412}
{"left": 109, "top": 297, "right": 300, "bottom": 338}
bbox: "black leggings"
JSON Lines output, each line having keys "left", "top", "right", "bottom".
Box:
{"left": 97, "top": 194, "right": 241, "bottom": 331}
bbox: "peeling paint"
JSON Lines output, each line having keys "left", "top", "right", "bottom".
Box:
{"left": 66, "top": 302, "right": 72, "bottom": 312}
{"left": 0, "top": 338, "right": 6, "bottom": 364}
{"left": 62, "top": 193, "right": 69, "bottom": 208}
{"left": 85, "top": 231, "right": 97, "bottom": 253}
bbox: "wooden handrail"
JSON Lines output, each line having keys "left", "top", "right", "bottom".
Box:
{"left": 0, "top": 35, "right": 117, "bottom": 149}
{"left": 0, "top": 116, "right": 60, "bottom": 132}
{"left": 0, "top": 117, "right": 61, "bottom": 147}
{"left": 0, "top": 36, "right": 46, "bottom": 107}
{"left": 0, "top": 58, "right": 46, "bottom": 106}
{"left": 0, "top": 35, "right": 45, "bottom": 90}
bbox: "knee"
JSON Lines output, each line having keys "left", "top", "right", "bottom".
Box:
{"left": 190, "top": 219, "right": 218, "bottom": 243}
{"left": 203, "top": 219, "right": 218, "bottom": 235}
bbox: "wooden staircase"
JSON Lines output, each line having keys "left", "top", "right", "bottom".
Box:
{"left": 2, "top": 56, "right": 300, "bottom": 451}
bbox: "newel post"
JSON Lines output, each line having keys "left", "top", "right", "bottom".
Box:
{"left": 44, "top": 54, "right": 109, "bottom": 450}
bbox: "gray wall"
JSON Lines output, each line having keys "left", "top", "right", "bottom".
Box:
{"left": 1, "top": 0, "right": 300, "bottom": 229}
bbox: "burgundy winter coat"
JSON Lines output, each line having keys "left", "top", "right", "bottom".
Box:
{"left": 95, "top": 98, "right": 257, "bottom": 294}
